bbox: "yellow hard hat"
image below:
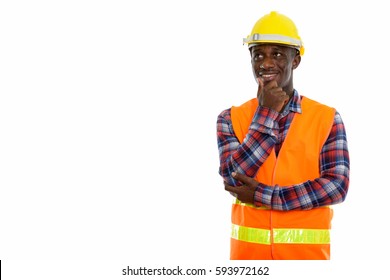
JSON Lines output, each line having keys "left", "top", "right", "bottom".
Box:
{"left": 243, "top": 11, "right": 305, "bottom": 55}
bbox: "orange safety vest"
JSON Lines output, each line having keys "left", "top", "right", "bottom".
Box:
{"left": 230, "top": 96, "right": 336, "bottom": 260}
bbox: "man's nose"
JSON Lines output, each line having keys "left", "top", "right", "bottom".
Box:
{"left": 260, "top": 56, "right": 275, "bottom": 69}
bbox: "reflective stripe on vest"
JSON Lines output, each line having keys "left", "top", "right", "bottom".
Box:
{"left": 231, "top": 224, "right": 271, "bottom": 245}
{"left": 232, "top": 224, "right": 330, "bottom": 245}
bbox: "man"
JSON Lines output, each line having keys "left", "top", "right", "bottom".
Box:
{"left": 216, "top": 11, "right": 350, "bottom": 260}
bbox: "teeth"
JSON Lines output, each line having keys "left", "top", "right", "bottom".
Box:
{"left": 259, "top": 73, "right": 277, "bottom": 78}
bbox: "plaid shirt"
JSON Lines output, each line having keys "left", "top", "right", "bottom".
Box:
{"left": 217, "top": 90, "right": 350, "bottom": 211}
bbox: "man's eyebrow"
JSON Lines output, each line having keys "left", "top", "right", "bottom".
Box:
{"left": 251, "top": 47, "right": 264, "bottom": 53}
{"left": 270, "top": 46, "right": 289, "bottom": 52}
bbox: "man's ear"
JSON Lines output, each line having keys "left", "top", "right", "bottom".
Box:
{"left": 292, "top": 54, "right": 301, "bottom": 69}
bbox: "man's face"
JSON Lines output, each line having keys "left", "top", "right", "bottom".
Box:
{"left": 250, "top": 44, "right": 301, "bottom": 93}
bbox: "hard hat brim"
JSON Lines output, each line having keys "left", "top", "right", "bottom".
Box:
{"left": 244, "top": 33, "right": 304, "bottom": 55}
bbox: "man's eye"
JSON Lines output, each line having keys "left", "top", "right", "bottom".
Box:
{"left": 254, "top": 54, "right": 263, "bottom": 60}
{"left": 274, "top": 52, "right": 283, "bottom": 57}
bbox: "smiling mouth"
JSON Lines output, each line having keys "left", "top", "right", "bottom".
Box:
{"left": 259, "top": 73, "right": 278, "bottom": 82}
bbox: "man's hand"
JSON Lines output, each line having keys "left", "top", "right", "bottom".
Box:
{"left": 257, "top": 77, "right": 289, "bottom": 112}
{"left": 224, "top": 172, "right": 259, "bottom": 204}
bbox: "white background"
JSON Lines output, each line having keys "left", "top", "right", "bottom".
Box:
{"left": 1, "top": 0, "right": 389, "bottom": 278}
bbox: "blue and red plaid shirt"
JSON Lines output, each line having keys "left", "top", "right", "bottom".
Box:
{"left": 217, "top": 90, "right": 350, "bottom": 211}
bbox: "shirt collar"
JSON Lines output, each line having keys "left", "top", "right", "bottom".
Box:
{"left": 280, "top": 89, "right": 302, "bottom": 117}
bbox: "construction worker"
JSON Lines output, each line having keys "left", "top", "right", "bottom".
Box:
{"left": 216, "top": 11, "right": 350, "bottom": 260}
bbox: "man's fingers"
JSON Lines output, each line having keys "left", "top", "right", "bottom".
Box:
{"left": 224, "top": 173, "right": 258, "bottom": 195}
{"left": 257, "top": 77, "right": 264, "bottom": 105}
{"left": 223, "top": 177, "right": 256, "bottom": 204}
{"left": 232, "top": 172, "right": 256, "bottom": 186}
{"left": 224, "top": 182, "right": 237, "bottom": 193}
{"left": 257, "top": 77, "right": 264, "bottom": 89}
